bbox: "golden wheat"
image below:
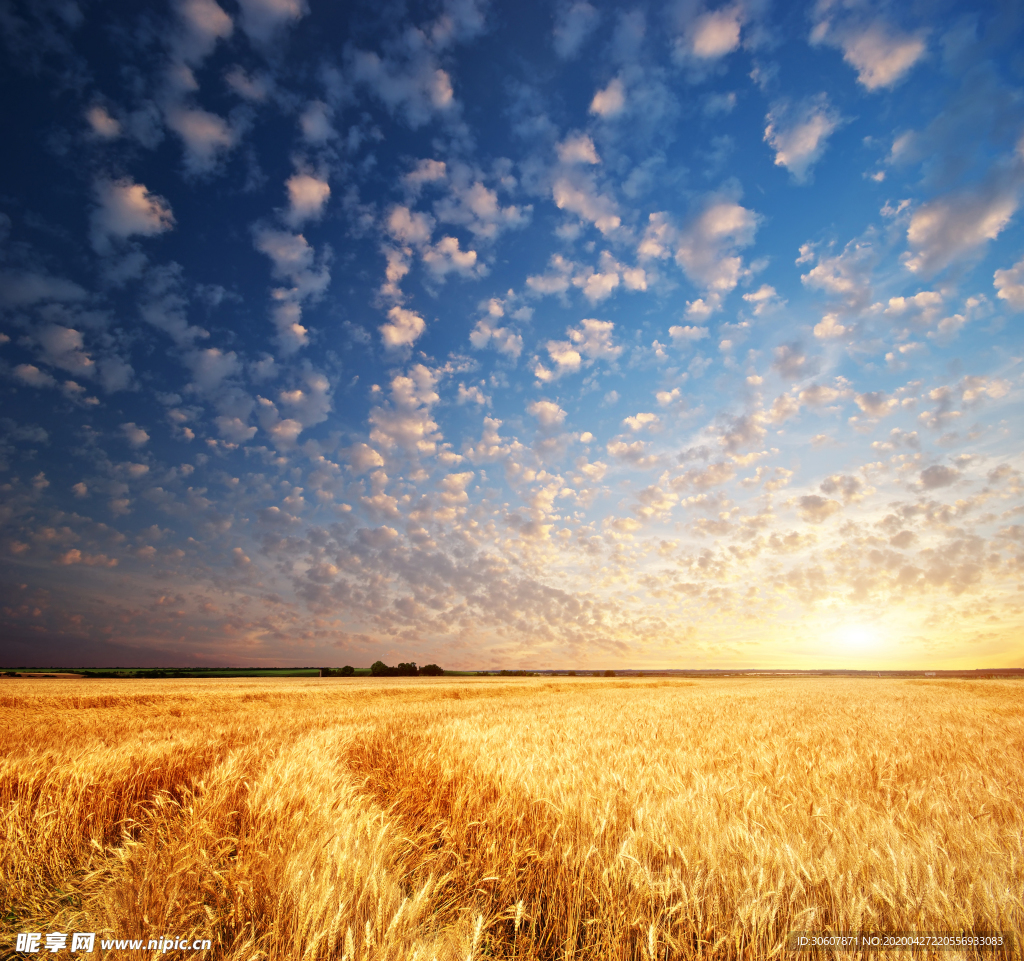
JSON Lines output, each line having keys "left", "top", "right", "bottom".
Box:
{"left": 1, "top": 677, "right": 1021, "bottom": 960}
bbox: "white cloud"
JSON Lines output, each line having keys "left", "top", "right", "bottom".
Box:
{"left": 623, "top": 411, "right": 659, "bottom": 432}
{"left": 764, "top": 94, "right": 842, "bottom": 182}
{"left": 742, "top": 284, "right": 784, "bottom": 315}
{"left": 386, "top": 205, "right": 435, "bottom": 246}
{"left": 800, "top": 238, "right": 875, "bottom": 309}
{"left": 669, "top": 324, "right": 708, "bottom": 343}
{"left": 368, "top": 365, "right": 441, "bottom": 455}
{"left": 590, "top": 77, "right": 625, "bottom": 118}
{"left": 553, "top": 1, "right": 599, "bottom": 59}
{"left": 904, "top": 176, "right": 1021, "bottom": 274}
{"left": 682, "top": 6, "right": 743, "bottom": 61}
{"left": 552, "top": 173, "right": 621, "bottom": 235}
{"left": 254, "top": 227, "right": 331, "bottom": 352}
{"left": 855, "top": 390, "right": 897, "bottom": 418}
{"left": 528, "top": 400, "right": 567, "bottom": 428}
{"left": 404, "top": 159, "right": 447, "bottom": 196}
{"left": 812, "top": 313, "right": 847, "bottom": 340}
{"left": 299, "top": 101, "right": 334, "bottom": 143}
{"left": 86, "top": 105, "right": 121, "bottom": 139}
{"left": 675, "top": 196, "right": 758, "bottom": 313}
{"left": 253, "top": 228, "right": 330, "bottom": 299}
{"left": 994, "top": 257, "right": 1024, "bottom": 310}
{"left": 185, "top": 347, "right": 241, "bottom": 393}
{"left": 284, "top": 173, "right": 330, "bottom": 227}
{"left": 121, "top": 422, "right": 150, "bottom": 447}
{"left": 457, "top": 383, "right": 489, "bottom": 405}
{"left": 350, "top": 40, "right": 455, "bottom": 128}
{"left": 175, "top": 0, "right": 233, "bottom": 64}
{"left": 0, "top": 272, "right": 87, "bottom": 306}
{"left": 557, "top": 133, "right": 601, "bottom": 165}
{"left": 433, "top": 175, "right": 530, "bottom": 240}
{"left": 13, "top": 364, "right": 56, "bottom": 388}
{"left": 569, "top": 318, "right": 622, "bottom": 361}
{"left": 526, "top": 254, "right": 574, "bottom": 297}
{"left": 90, "top": 179, "right": 174, "bottom": 254}
{"left": 795, "top": 494, "right": 841, "bottom": 523}
{"left": 165, "top": 106, "right": 237, "bottom": 175}
{"left": 381, "top": 306, "right": 427, "bottom": 348}
{"left": 813, "top": 18, "right": 926, "bottom": 91}
{"left": 422, "top": 235, "right": 480, "bottom": 280}
{"left": 534, "top": 318, "right": 621, "bottom": 383}
{"left": 237, "top": 0, "right": 306, "bottom": 43}
{"left": 470, "top": 318, "right": 523, "bottom": 359}
{"left": 215, "top": 416, "right": 257, "bottom": 444}
{"left": 225, "top": 66, "right": 270, "bottom": 101}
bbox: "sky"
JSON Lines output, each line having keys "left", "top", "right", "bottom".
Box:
{"left": 0, "top": 0, "right": 1022, "bottom": 671}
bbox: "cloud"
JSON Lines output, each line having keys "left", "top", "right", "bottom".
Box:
{"left": 165, "top": 106, "right": 238, "bottom": 175}
{"left": 237, "top": 0, "right": 306, "bottom": 43}
{"left": 528, "top": 400, "right": 566, "bottom": 428}
{"left": 799, "top": 238, "right": 875, "bottom": 310}
{"left": 904, "top": 177, "right": 1020, "bottom": 275}
{"left": 742, "top": 284, "right": 784, "bottom": 315}
{"left": 795, "top": 494, "right": 841, "bottom": 523}
{"left": 121, "top": 422, "right": 150, "bottom": 447}
{"left": 526, "top": 254, "right": 574, "bottom": 297}
{"left": 669, "top": 324, "right": 709, "bottom": 343}
{"left": 433, "top": 173, "right": 530, "bottom": 240}
{"left": 470, "top": 316, "right": 523, "bottom": 359}
{"left": 90, "top": 179, "right": 175, "bottom": 254}
{"left": 535, "top": 318, "right": 621, "bottom": 382}
{"left": 174, "top": 0, "right": 233, "bottom": 64}
{"left": 772, "top": 343, "right": 818, "bottom": 381}
{"left": 386, "top": 205, "right": 435, "bottom": 246}
{"left": 13, "top": 364, "right": 56, "bottom": 388}
{"left": 675, "top": 195, "right": 759, "bottom": 314}
{"left": 86, "top": 105, "right": 121, "bottom": 139}
{"left": 590, "top": 77, "right": 625, "bottom": 118}
{"left": 404, "top": 158, "right": 447, "bottom": 196}
{"left": 764, "top": 94, "right": 842, "bottom": 182}
{"left": 185, "top": 347, "right": 241, "bottom": 393}
{"left": 368, "top": 365, "right": 441, "bottom": 455}
{"left": 811, "top": 13, "right": 926, "bottom": 91}
{"left": 854, "top": 390, "right": 897, "bottom": 418}
{"left": 381, "top": 306, "right": 427, "bottom": 348}
{"left": 253, "top": 227, "right": 331, "bottom": 352}
{"left": 421, "top": 236, "right": 481, "bottom": 280}
{"left": 284, "top": 174, "right": 330, "bottom": 227}
{"left": 553, "top": 1, "right": 599, "bottom": 59}
{"left": 623, "top": 412, "right": 659, "bottom": 432}
{"left": 350, "top": 31, "right": 456, "bottom": 128}
{"left": 920, "top": 465, "right": 958, "bottom": 489}
{"left": 676, "top": 6, "right": 744, "bottom": 63}
{"left": 551, "top": 172, "right": 621, "bottom": 235}
{"left": 299, "top": 101, "right": 334, "bottom": 143}
{"left": 556, "top": 133, "right": 601, "bottom": 165}
{"left": 994, "top": 257, "right": 1024, "bottom": 310}
{"left": 0, "top": 272, "right": 87, "bottom": 306}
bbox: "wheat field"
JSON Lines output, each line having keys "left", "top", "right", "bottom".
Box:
{"left": 1, "top": 677, "right": 1021, "bottom": 960}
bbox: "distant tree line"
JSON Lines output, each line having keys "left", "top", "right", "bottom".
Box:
{"left": 318, "top": 662, "right": 445, "bottom": 677}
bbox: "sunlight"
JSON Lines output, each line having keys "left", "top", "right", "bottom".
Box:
{"left": 835, "top": 623, "right": 881, "bottom": 653}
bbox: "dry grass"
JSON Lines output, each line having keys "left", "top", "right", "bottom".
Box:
{"left": 1, "top": 677, "right": 1021, "bottom": 960}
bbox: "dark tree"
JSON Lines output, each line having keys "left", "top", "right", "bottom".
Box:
{"left": 370, "top": 660, "right": 388, "bottom": 676}
{"left": 419, "top": 664, "right": 443, "bottom": 676}
{"left": 340, "top": 665, "right": 355, "bottom": 676}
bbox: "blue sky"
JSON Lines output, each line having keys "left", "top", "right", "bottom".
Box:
{"left": 1, "top": 0, "right": 1022, "bottom": 669}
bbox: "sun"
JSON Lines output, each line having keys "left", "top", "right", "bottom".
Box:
{"left": 836, "top": 623, "right": 881, "bottom": 652}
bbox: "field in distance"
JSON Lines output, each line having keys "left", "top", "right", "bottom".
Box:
{"left": 2, "top": 677, "right": 1021, "bottom": 959}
